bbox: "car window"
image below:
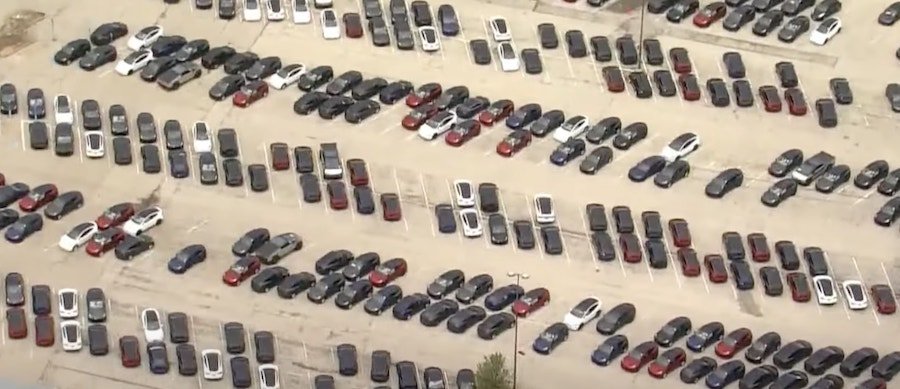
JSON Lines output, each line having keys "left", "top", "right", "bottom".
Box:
{"left": 500, "top": 44, "right": 515, "bottom": 59}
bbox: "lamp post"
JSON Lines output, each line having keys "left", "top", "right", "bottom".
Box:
{"left": 506, "top": 271, "right": 529, "bottom": 389}
{"left": 636, "top": 0, "right": 648, "bottom": 71}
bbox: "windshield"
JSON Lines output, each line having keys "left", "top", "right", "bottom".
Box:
{"left": 67, "top": 226, "right": 88, "bottom": 238}
{"left": 64, "top": 325, "right": 78, "bottom": 340}
{"left": 375, "top": 265, "right": 393, "bottom": 275}
{"left": 660, "top": 326, "right": 677, "bottom": 336}
{"left": 423, "top": 29, "right": 436, "bottom": 41}
{"left": 500, "top": 45, "right": 515, "bottom": 59}
{"left": 863, "top": 169, "right": 880, "bottom": 177}
{"left": 102, "top": 210, "right": 119, "bottom": 219}
{"left": 62, "top": 293, "right": 74, "bottom": 307}
{"left": 89, "top": 300, "right": 103, "bottom": 309}
{"left": 539, "top": 331, "right": 557, "bottom": 342}
{"left": 246, "top": 0, "right": 259, "bottom": 9}
{"left": 136, "top": 28, "right": 153, "bottom": 39}
{"left": 294, "top": 0, "right": 307, "bottom": 10}
{"left": 324, "top": 12, "right": 337, "bottom": 25}
{"left": 231, "top": 264, "right": 247, "bottom": 273}
{"left": 723, "top": 336, "right": 740, "bottom": 347}
{"left": 505, "top": 136, "right": 522, "bottom": 146}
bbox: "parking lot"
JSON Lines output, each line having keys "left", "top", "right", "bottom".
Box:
{"left": 0, "top": 0, "right": 899, "bottom": 387}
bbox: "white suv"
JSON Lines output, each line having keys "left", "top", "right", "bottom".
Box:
{"left": 533, "top": 194, "right": 555, "bottom": 224}
{"left": 60, "top": 320, "right": 83, "bottom": 351}
{"left": 418, "top": 111, "right": 458, "bottom": 140}
{"left": 453, "top": 180, "right": 476, "bottom": 208}
{"left": 459, "top": 209, "right": 482, "bottom": 238}
{"left": 552, "top": 116, "right": 590, "bottom": 143}
{"left": 813, "top": 275, "right": 838, "bottom": 305}
{"left": 58, "top": 288, "right": 79, "bottom": 319}
{"left": 842, "top": 280, "right": 868, "bottom": 310}
{"left": 141, "top": 308, "right": 165, "bottom": 343}
{"left": 202, "top": 349, "right": 225, "bottom": 380}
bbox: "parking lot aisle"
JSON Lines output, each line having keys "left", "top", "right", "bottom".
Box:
{"left": 553, "top": 198, "right": 593, "bottom": 265}
{"left": 230, "top": 130, "right": 250, "bottom": 197}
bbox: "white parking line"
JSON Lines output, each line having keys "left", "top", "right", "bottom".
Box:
{"left": 729, "top": 284, "right": 738, "bottom": 300}
{"left": 643, "top": 246, "right": 655, "bottom": 283}
{"left": 660, "top": 230, "right": 683, "bottom": 289}
{"left": 391, "top": 168, "right": 410, "bottom": 232}
{"left": 19, "top": 120, "right": 27, "bottom": 151}
{"left": 260, "top": 143, "right": 277, "bottom": 202}
{"left": 419, "top": 174, "right": 436, "bottom": 237}
{"left": 496, "top": 190, "right": 516, "bottom": 254}
{"left": 577, "top": 210, "right": 599, "bottom": 270}
{"left": 851, "top": 257, "right": 881, "bottom": 326}
{"left": 479, "top": 17, "right": 499, "bottom": 72}
{"left": 443, "top": 179, "right": 464, "bottom": 243}
{"left": 234, "top": 135, "right": 249, "bottom": 196}
{"left": 523, "top": 194, "right": 545, "bottom": 260}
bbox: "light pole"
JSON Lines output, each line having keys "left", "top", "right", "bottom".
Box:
{"left": 506, "top": 271, "right": 529, "bottom": 389}
{"left": 628, "top": 0, "right": 649, "bottom": 72}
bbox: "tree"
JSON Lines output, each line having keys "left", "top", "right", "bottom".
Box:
{"left": 475, "top": 352, "right": 513, "bottom": 389}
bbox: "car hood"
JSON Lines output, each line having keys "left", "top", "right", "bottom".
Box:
{"left": 761, "top": 191, "right": 780, "bottom": 204}
{"left": 427, "top": 284, "right": 447, "bottom": 296}
{"left": 549, "top": 150, "right": 567, "bottom": 162}
{"left": 533, "top": 338, "right": 551, "bottom": 351}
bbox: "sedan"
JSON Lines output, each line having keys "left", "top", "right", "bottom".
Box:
{"left": 723, "top": 5, "right": 755, "bottom": 31}
{"left": 579, "top": 146, "right": 614, "bottom": 175}
{"left": 778, "top": 15, "right": 810, "bottom": 42}
{"left": 693, "top": 1, "right": 727, "bottom": 27}
{"left": 221, "top": 256, "right": 261, "bottom": 286}
{"left": 496, "top": 130, "right": 532, "bottom": 157}
{"left": 114, "top": 235, "right": 155, "bottom": 260}
{"left": 167, "top": 244, "right": 207, "bottom": 274}
{"left": 368, "top": 258, "right": 408, "bottom": 287}
{"left": 549, "top": 139, "right": 586, "bottom": 166}
{"left": 444, "top": 120, "right": 481, "bottom": 146}
{"left": 686, "top": 321, "right": 725, "bottom": 352}
{"left": 761, "top": 178, "right": 798, "bottom": 207}
{"left": 621, "top": 341, "right": 659, "bottom": 372}
{"left": 648, "top": 347, "right": 687, "bottom": 378}
{"left": 612, "top": 122, "right": 648, "bottom": 150}
{"left": 532, "top": 323, "right": 569, "bottom": 355}
{"left": 715, "top": 328, "right": 753, "bottom": 358}
{"left": 44, "top": 191, "right": 83, "bottom": 220}
{"left": 628, "top": 156, "right": 666, "bottom": 182}
{"left": 511, "top": 288, "right": 550, "bottom": 317}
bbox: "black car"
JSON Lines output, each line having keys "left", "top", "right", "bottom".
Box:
{"left": 654, "top": 160, "right": 690, "bottom": 188}
{"left": 436, "top": 4, "right": 459, "bottom": 35}
{"left": 586, "top": 117, "right": 621, "bottom": 144}
{"left": 655, "top": 316, "right": 692, "bottom": 347}
{"left": 455, "top": 96, "right": 490, "bottom": 119}
{"left": 592, "top": 335, "right": 629, "bottom": 366}
{"left": 434, "top": 86, "right": 469, "bottom": 110}
{"left": 150, "top": 36, "right": 188, "bottom": 58}
{"left": 804, "top": 346, "right": 845, "bottom": 375}
{"left": 590, "top": 35, "right": 612, "bottom": 62}
{"left": 503, "top": 103, "right": 541, "bottom": 129}
{"left": 364, "top": 284, "right": 404, "bottom": 315}
{"left": 721, "top": 231, "right": 745, "bottom": 261}
{"left": 759, "top": 267, "right": 784, "bottom": 296}
{"left": 455, "top": 274, "right": 494, "bottom": 304}
{"left": 88, "top": 324, "right": 109, "bottom": 356}
{"left": 627, "top": 71, "right": 653, "bottom": 99}
{"left": 245, "top": 56, "right": 282, "bottom": 80}
{"left": 293, "top": 146, "right": 315, "bottom": 173}
{"left": 147, "top": 342, "right": 170, "bottom": 374}
{"left": 28, "top": 122, "right": 49, "bottom": 150}
{"left": 612, "top": 122, "right": 648, "bottom": 150}
{"left": 532, "top": 322, "right": 569, "bottom": 355}
{"left": 176, "top": 344, "right": 198, "bottom": 376}
{"left": 469, "top": 38, "right": 491, "bottom": 64}
{"left": 773, "top": 340, "right": 813, "bottom": 369}
{"left": 351, "top": 78, "right": 388, "bottom": 100}
{"left": 483, "top": 285, "right": 525, "bottom": 311}
{"left": 529, "top": 110, "right": 566, "bottom": 137}
{"left": 379, "top": 80, "right": 414, "bottom": 104}
{"left": 434, "top": 204, "right": 456, "bottom": 233}
{"left": 829, "top": 77, "right": 853, "bottom": 104}
{"left": 513, "top": 220, "right": 535, "bottom": 250}
{"left": 565, "top": 30, "right": 588, "bottom": 58}
{"left": 769, "top": 149, "right": 803, "bottom": 177}
{"left": 275, "top": 272, "right": 317, "bottom": 299}
{"left": 342, "top": 253, "right": 381, "bottom": 281}
{"left": 4, "top": 273, "right": 26, "bottom": 307}
{"left": 549, "top": 139, "right": 586, "bottom": 166}
{"left": 223, "top": 52, "right": 259, "bottom": 75}
{"left": 872, "top": 351, "right": 900, "bottom": 380}
{"left": 44, "top": 191, "right": 83, "bottom": 220}
{"left": 201, "top": 46, "right": 237, "bottom": 69}
{"left": 230, "top": 356, "right": 251, "bottom": 387}
{"left": 25, "top": 88, "right": 45, "bottom": 119}
{"left": 334, "top": 280, "right": 374, "bottom": 309}
{"left": 681, "top": 356, "right": 718, "bottom": 384}
{"left": 167, "top": 150, "right": 189, "bottom": 178}
{"left": 0, "top": 84, "right": 15, "bottom": 115}
{"left": 209, "top": 75, "right": 246, "bottom": 101}
{"left": 345, "top": 100, "right": 381, "bottom": 123}
{"left": 0, "top": 183, "right": 29, "bottom": 208}
{"left": 615, "top": 35, "right": 639, "bottom": 65}
{"left": 705, "top": 168, "right": 744, "bottom": 198}
{"left": 839, "top": 347, "right": 879, "bottom": 377}
{"left": 79, "top": 99, "right": 102, "bottom": 131}
{"left": 89, "top": 22, "right": 128, "bottom": 45}
{"left": 778, "top": 16, "right": 810, "bottom": 42}
{"left": 427, "top": 270, "right": 465, "bottom": 299}
{"left": 370, "top": 350, "right": 391, "bottom": 383}
{"left": 761, "top": 178, "right": 798, "bottom": 207}
{"left": 140, "top": 55, "right": 178, "bottom": 82}
{"left": 739, "top": 365, "right": 778, "bottom": 389}
{"left": 315, "top": 249, "right": 355, "bottom": 275}
{"left": 250, "top": 266, "right": 290, "bottom": 293}
{"left": 579, "top": 146, "right": 614, "bottom": 175}
{"left": 811, "top": 0, "right": 841, "bottom": 21}
{"left": 653, "top": 70, "right": 677, "bottom": 97}
{"left": 595, "top": 303, "right": 636, "bottom": 335}
{"left": 318, "top": 96, "right": 355, "bottom": 119}
{"left": 353, "top": 186, "right": 375, "bottom": 214}
{"left": 814, "top": 164, "right": 850, "bottom": 193}
{"left": 231, "top": 228, "right": 270, "bottom": 256}
{"left": 705, "top": 78, "right": 730, "bottom": 107}
{"left": 168, "top": 312, "right": 191, "bottom": 344}
{"left": 538, "top": 23, "right": 559, "bottom": 49}
{"left": 540, "top": 226, "right": 563, "bottom": 255}
{"left": 5, "top": 214, "right": 43, "bottom": 243}
{"left": 114, "top": 235, "right": 154, "bottom": 260}
{"left": 173, "top": 39, "right": 210, "bottom": 62}
{"left": 667, "top": 0, "right": 700, "bottom": 22}
{"left": 733, "top": 80, "right": 754, "bottom": 107}
{"left": 686, "top": 321, "right": 725, "bottom": 352}
{"left": 648, "top": 0, "right": 678, "bottom": 13}
{"left": 31, "top": 285, "right": 52, "bottom": 315}
{"left": 770, "top": 370, "right": 809, "bottom": 388}
{"left": 628, "top": 155, "right": 666, "bottom": 182}
{"left": 326, "top": 71, "right": 364, "bottom": 96}
{"left": 446, "top": 306, "right": 487, "bottom": 333}
{"left": 0, "top": 209, "right": 18, "bottom": 229}
{"left": 476, "top": 312, "right": 516, "bottom": 340}
{"left": 54, "top": 39, "right": 92, "bottom": 65}
{"left": 298, "top": 65, "right": 334, "bottom": 91}
{"left": 392, "top": 293, "right": 431, "bottom": 320}
{"left": 642, "top": 38, "right": 664, "bottom": 66}
{"left": 879, "top": 169, "right": 900, "bottom": 195}
{"left": 78, "top": 45, "right": 117, "bottom": 71}
{"left": 753, "top": 0, "right": 785, "bottom": 11}
{"left": 781, "top": 0, "right": 814, "bottom": 15}
{"left": 874, "top": 197, "right": 900, "bottom": 227}
{"left": 419, "top": 299, "right": 459, "bottom": 326}
{"left": 706, "top": 360, "right": 746, "bottom": 389}
{"left": 722, "top": 52, "right": 746, "bottom": 79}
{"left": 307, "top": 273, "right": 346, "bottom": 304}
{"left": 107, "top": 104, "right": 128, "bottom": 135}
{"left": 298, "top": 174, "right": 321, "bottom": 203}
{"left": 815, "top": 98, "right": 837, "bottom": 128}
{"left": 294, "top": 91, "right": 331, "bottom": 115}
{"left": 880, "top": 2, "right": 900, "bottom": 25}
{"left": 724, "top": 5, "right": 756, "bottom": 31}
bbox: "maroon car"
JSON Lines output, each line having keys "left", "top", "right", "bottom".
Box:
{"left": 35, "top": 315, "right": 54, "bottom": 347}
{"left": 96, "top": 202, "right": 135, "bottom": 230}
{"left": 381, "top": 193, "right": 402, "bottom": 221}
{"left": 19, "top": 184, "right": 58, "bottom": 212}
{"left": 678, "top": 74, "right": 701, "bottom": 101}
{"left": 677, "top": 248, "right": 701, "bottom": 277}
{"left": 747, "top": 233, "right": 771, "bottom": 262}
{"left": 477, "top": 99, "right": 514, "bottom": 126}
{"left": 784, "top": 88, "right": 807, "bottom": 116}
{"left": 406, "top": 82, "right": 442, "bottom": 107}
{"left": 445, "top": 120, "right": 481, "bottom": 146}
{"left": 668, "top": 218, "right": 692, "bottom": 247}
{"left": 704, "top": 255, "right": 728, "bottom": 283}
{"left": 619, "top": 233, "right": 642, "bottom": 263}
{"left": 401, "top": 104, "right": 439, "bottom": 130}
{"left": 759, "top": 85, "right": 782, "bottom": 112}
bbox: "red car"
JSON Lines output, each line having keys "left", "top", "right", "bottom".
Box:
{"left": 602, "top": 66, "right": 625, "bottom": 93}
{"left": 784, "top": 88, "right": 807, "bottom": 116}
{"left": 715, "top": 328, "right": 753, "bottom": 358}
{"left": 668, "top": 48, "right": 692, "bottom": 74}
{"left": 347, "top": 159, "right": 369, "bottom": 186}
{"left": 369, "top": 257, "right": 408, "bottom": 287}
{"left": 747, "top": 233, "right": 771, "bottom": 262}
{"left": 693, "top": 1, "right": 727, "bottom": 27}
{"left": 232, "top": 80, "right": 269, "bottom": 108}
{"left": 477, "top": 99, "right": 514, "bottom": 126}
{"left": 0, "top": 173, "right": 5, "bottom": 186}
{"left": 327, "top": 180, "right": 349, "bottom": 210}
{"left": 19, "top": 183, "right": 58, "bottom": 212}
{"left": 406, "top": 82, "right": 442, "bottom": 107}
{"left": 270, "top": 142, "right": 291, "bottom": 171}
{"left": 85, "top": 228, "right": 126, "bottom": 257}
{"left": 35, "top": 315, "right": 54, "bottom": 347}
{"left": 222, "top": 256, "right": 261, "bottom": 286}
{"left": 704, "top": 254, "right": 728, "bottom": 283}
{"left": 621, "top": 341, "right": 659, "bottom": 373}
{"left": 678, "top": 74, "right": 701, "bottom": 101}
{"left": 647, "top": 347, "right": 687, "bottom": 378}
{"left": 401, "top": 103, "right": 439, "bottom": 130}
{"left": 787, "top": 272, "right": 811, "bottom": 302}
{"left": 119, "top": 335, "right": 141, "bottom": 368}
{"left": 511, "top": 287, "right": 550, "bottom": 317}
{"left": 668, "top": 218, "right": 692, "bottom": 247}
{"left": 677, "top": 248, "right": 701, "bottom": 277}
{"left": 496, "top": 130, "right": 532, "bottom": 157}
{"left": 871, "top": 284, "right": 897, "bottom": 314}
{"left": 619, "top": 234, "right": 642, "bottom": 263}
{"left": 343, "top": 12, "right": 363, "bottom": 38}
{"left": 6, "top": 308, "right": 27, "bottom": 339}
{"left": 759, "top": 85, "right": 782, "bottom": 112}
{"left": 381, "top": 193, "right": 402, "bottom": 221}
{"left": 96, "top": 202, "right": 135, "bottom": 230}
{"left": 445, "top": 120, "right": 482, "bottom": 146}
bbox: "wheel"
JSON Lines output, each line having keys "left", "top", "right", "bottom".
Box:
{"left": 156, "top": 219, "right": 162, "bottom": 226}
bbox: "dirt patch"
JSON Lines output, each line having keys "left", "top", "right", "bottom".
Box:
{"left": 0, "top": 9, "right": 45, "bottom": 57}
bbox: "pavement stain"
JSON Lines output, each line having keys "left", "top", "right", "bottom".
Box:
{"left": 0, "top": 9, "right": 45, "bottom": 58}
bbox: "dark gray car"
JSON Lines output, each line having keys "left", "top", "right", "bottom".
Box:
{"left": 4, "top": 273, "right": 25, "bottom": 306}
{"left": 28, "top": 121, "right": 49, "bottom": 150}
{"left": 198, "top": 152, "right": 218, "bottom": 185}
{"left": 85, "top": 287, "right": 107, "bottom": 322}
{"left": 26, "top": 88, "right": 45, "bottom": 119}
{"left": 137, "top": 112, "right": 158, "bottom": 143}
{"left": 163, "top": 120, "right": 184, "bottom": 150}
{"left": 141, "top": 144, "right": 162, "bottom": 174}
{"left": 168, "top": 150, "right": 190, "bottom": 178}
{"left": 108, "top": 104, "right": 129, "bottom": 135}
{"left": 81, "top": 99, "right": 103, "bottom": 131}
{"left": 0, "top": 83, "right": 17, "bottom": 114}
{"left": 254, "top": 232, "right": 302, "bottom": 265}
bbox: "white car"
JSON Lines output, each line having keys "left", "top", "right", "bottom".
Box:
{"left": 58, "top": 222, "right": 98, "bottom": 251}
{"left": 202, "top": 349, "right": 225, "bottom": 380}
{"left": 123, "top": 206, "right": 164, "bottom": 235}
{"left": 266, "top": 0, "right": 286, "bottom": 20}
{"left": 488, "top": 16, "right": 512, "bottom": 41}
{"left": 533, "top": 194, "right": 555, "bottom": 224}
{"left": 562, "top": 297, "right": 602, "bottom": 330}
{"left": 459, "top": 209, "right": 482, "bottom": 237}
{"left": 243, "top": 0, "right": 263, "bottom": 21}
{"left": 419, "top": 26, "right": 440, "bottom": 52}
{"left": 660, "top": 132, "right": 701, "bottom": 162}
{"left": 84, "top": 131, "right": 105, "bottom": 158}
{"left": 192, "top": 121, "right": 213, "bottom": 153}
{"left": 498, "top": 42, "right": 520, "bottom": 72}
{"left": 321, "top": 10, "right": 341, "bottom": 39}
{"left": 127, "top": 25, "right": 163, "bottom": 51}
{"left": 141, "top": 308, "right": 165, "bottom": 343}
{"left": 258, "top": 364, "right": 281, "bottom": 389}
{"left": 292, "top": 0, "right": 312, "bottom": 23}
{"left": 842, "top": 280, "right": 868, "bottom": 310}
{"left": 60, "top": 320, "right": 83, "bottom": 351}
{"left": 552, "top": 115, "right": 590, "bottom": 143}
{"left": 813, "top": 275, "right": 838, "bottom": 305}
{"left": 267, "top": 63, "right": 307, "bottom": 89}
{"left": 453, "top": 180, "right": 476, "bottom": 208}
{"left": 115, "top": 50, "right": 154, "bottom": 76}
{"left": 53, "top": 94, "right": 75, "bottom": 124}
{"left": 58, "top": 288, "right": 79, "bottom": 319}
{"left": 418, "top": 111, "right": 458, "bottom": 140}
{"left": 809, "top": 17, "right": 841, "bottom": 45}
